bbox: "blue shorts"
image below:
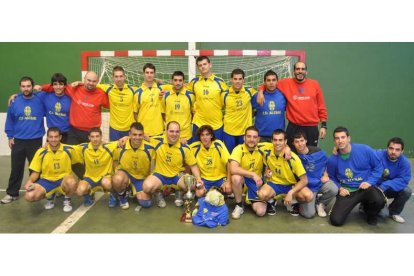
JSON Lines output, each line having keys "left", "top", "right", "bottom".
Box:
{"left": 153, "top": 172, "right": 181, "bottom": 188}
{"left": 244, "top": 177, "right": 260, "bottom": 201}
{"left": 267, "top": 182, "right": 293, "bottom": 196}
{"left": 83, "top": 177, "right": 105, "bottom": 193}
{"left": 109, "top": 127, "right": 129, "bottom": 141}
{"left": 203, "top": 178, "right": 226, "bottom": 190}
{"left": 37, "top": 178, "right": 63, "bottom": 195}
{"left": 120, "top": 170, "right": 144, "bottom": 194}
{"left": 223, "top": 132, "right": 244, "bottom": 153}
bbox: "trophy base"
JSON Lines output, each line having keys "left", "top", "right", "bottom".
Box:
{"left": 180, "top": 213, "right": 192, "bottom": 223}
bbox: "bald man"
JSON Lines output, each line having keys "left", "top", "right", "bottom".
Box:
{"left": 42, "top": 71, "right": 110, "bottom": 144}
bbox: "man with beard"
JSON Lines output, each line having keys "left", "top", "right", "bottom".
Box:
{"left": 376, "top": 137, "right": 412, "bottom": 223}
{"left": 256, "top": 62, "right": 328, "bottom": 148}
{"left": 2, "top": 76, "right": 45, "bottom": 204}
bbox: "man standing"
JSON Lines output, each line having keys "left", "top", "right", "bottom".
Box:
{"left": 98, "top": 66, "right": 137, "bottom": 141}
{"left": 42, "top": 71, "right": 109, "bottom": 144}
{"left": 2, "top": 76, "right": 45, "bottom": 204}
{"left": 222, "top": 69, "right": 256, "bottom": 153}
{"left": 327, "top": 126, "right": 386, "bottom": 226}
{"left": 187, "top": 56, "right": 228, "bottom": 141}
{"left": 252, "top": 70, "right": 286, "bottom": 142}
{"left": 134, "top": 63, "right": 164, "bottom": 137}
{"left": 162, "top": 71, "right": 195, "bottom": 145}
{"left": 376, "top": 137, "right": 412, "bottom": 223}
{"left": 257, "top": 62, "right": 328, "bottom": 147}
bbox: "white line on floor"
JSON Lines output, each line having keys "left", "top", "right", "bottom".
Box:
{"left": 51, "top": 192, "right": 104, "bottom": 234}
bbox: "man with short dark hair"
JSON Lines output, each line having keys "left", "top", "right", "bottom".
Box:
{"left": 2, "top": 76, "right": 45, "bottom": 204}
{"left": 292, "top": 131, "right": 338, "bottom": 218}
{"left": 327, "top": 126, "right": 386, "bottom": 226}
{"left": 376, "top": 137, "right": 412, "bottom": 223}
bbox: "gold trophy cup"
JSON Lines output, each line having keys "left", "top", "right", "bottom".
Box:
{"left": 181, "top": 174, "right": 196, "bottom": 223}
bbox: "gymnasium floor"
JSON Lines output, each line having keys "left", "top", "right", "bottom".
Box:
{"left": 0, "top": 156, "right": 413, "bottom": 234}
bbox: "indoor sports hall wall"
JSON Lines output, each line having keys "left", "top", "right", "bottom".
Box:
{"left": 0, "top": 42, "right": 412, "bottom": 156}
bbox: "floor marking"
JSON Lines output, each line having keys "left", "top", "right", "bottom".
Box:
{"left": 51, "top": 192, "right": 104, "bottom": 234}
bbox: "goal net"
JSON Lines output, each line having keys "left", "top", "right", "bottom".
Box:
{"left": 81, "top": 49, "right": 306, "bottom": 141}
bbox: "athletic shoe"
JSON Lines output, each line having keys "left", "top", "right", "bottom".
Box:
{"left": 231, "top": 205, "right": 244, "bottom": 219}
{"left": 391, "top": 215, "right": 405, "bottom": 224}
{"left": 44, "top": 194, "right": 56, "bottom": 210}
{"left": 266, "top": 201, "right": 277, "bottom": 216}
{"left": 0, "top": 194, "right": 18, "bottom": 204}
{"left": 83, "top": 194, "right": 94, "bottom": 206}
{"left": 108, "top": 193, "right": 118, "bottom": 208}
{"left": 156, "top": 192, "right": 166, "bottom": 208}
{"left": 119, "top": 194, "right": 129, "bottom": 210}
{"left": 174, "top": 190, "right": 183, "bottom": 207}
{"left": 63, "top": 197, "right": 73, "bottom": 212}
{"left": 289, "top": 203, "right": 300, "bottom": 216}
{"left": 316, "top": 203, "right": 327, "bottom": 217}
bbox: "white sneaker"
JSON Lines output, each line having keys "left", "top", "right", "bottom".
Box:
{"left": 231, "top": 205, "right": 244, "bottom": 219}
{"left": 63, "top": 198, "right": 73, "bottom": 212}
{"left": 391, "top": 215, "right": 405, "bottom": 223}
{"left": 44, "top": 199, "right": 55, "bottom": 210}
{"left": 174, "top": 190, "right": 183, "bottom": 207}
{"left": 156, "top": 192, "right": 166, "bottom": 208}
{"left": 1, "top": 194, "right": 18, "bottom": 204}
{"left": 316, "top": 203, "right": 327, "bottom": 217}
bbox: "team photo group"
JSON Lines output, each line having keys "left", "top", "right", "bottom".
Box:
{"left": 2, "top": 55, "right": 412, "bottom": 228}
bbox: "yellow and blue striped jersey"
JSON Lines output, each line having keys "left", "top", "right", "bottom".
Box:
{"left": 151, "top": 135, "right": 197, "bottom": 177}
{"left": 222, "top": 85, "right": 256, "bottom": 135}
{"left": 263, "top": 146, "right": 306, "bottom": 185}
{"left": 113, "top": 139, "right": 155, "bottom": 180}
{"left": 186, "top": 74, "right": 228, "bottom": 130}
{"left": 162, "top": 88, "right": 195, "bottom": 140}
{"left": 75, "top": 141, "right": 119, "bottom": 182}
{"left": 29, "top": 143, "right": 80, "bottom": 181}
{"left": 98, "top": 83, "right": 137, "bottom": 132}
{"left": 190, "top": 140, "right": 230, "bottom": 180}
{"left": 133, "top": 82, "right": 165, "bottom": 136}
{"left": 229, "top": 143, "right": 265, "bottom": 176}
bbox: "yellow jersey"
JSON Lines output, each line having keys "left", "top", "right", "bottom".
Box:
{"left": 113, "top": 139, "right": 155, "bottom": 180}
{"left": 75, "top": 141, "right": 119, "bottom": 182}
{"left": 162, "top": 88, "right": 195, "bottom": 140}
{"left": 190, "top": 140, "right": 230, "bottom": 180}
{"left": 186, "top": 74, "right": 228, "bottom": 130}
{"left": 222, "top": 85, "right": 257, "bottom": 135}
{"left": 98, "top": 83, "right": 137, "bottom": 132}
{"left": 29, "top": 143, "right": 80, "bottom": 181}
{"left": 151, "top": 135, "right": 197, "bottom": 177}
{"left": 229, "top": 143, "right": 265, "bottom": 176}
{"left": 133, "top": 82, "right": 164, "bottom": 136}
{"left": 263, "top": 147, "right": 306, "bottom": 185}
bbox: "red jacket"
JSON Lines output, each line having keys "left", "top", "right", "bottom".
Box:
{"left": 42, "top": 84, "right": 109, "bottom": 131}
{"left": 277, "top": 78, "right": 327, "bottom": 126}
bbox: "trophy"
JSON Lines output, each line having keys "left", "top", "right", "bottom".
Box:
{"left": 181, "top": 174, "right": 196, "bottom": 223}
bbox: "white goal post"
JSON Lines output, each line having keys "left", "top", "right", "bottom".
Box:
{"left": 81, "top": 49, "right": 306, "bottom": 141}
